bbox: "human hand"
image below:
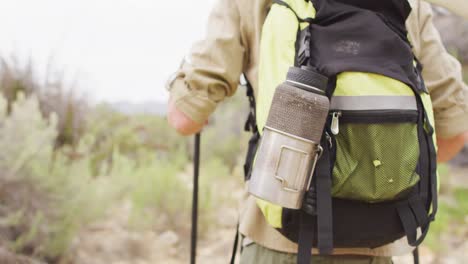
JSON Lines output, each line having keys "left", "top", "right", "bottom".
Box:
{"left": 167, "top": 99, "right": 206, "bottom": 136}
{"left": 436, "top": 132, "right": 468, "bottom": 163}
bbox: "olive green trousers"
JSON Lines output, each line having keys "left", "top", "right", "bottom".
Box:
{"left": 240, "top": 243, "right": 393, "bottom": 264}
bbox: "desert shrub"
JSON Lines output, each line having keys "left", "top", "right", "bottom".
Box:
{"left": 127, "top": 153, "right": 190, "bottom": 229}
{"left": 84, "top": 104, "right": 189, "bottom": 175}
{"left": 0, "top": 92, "right": 197, "bottom": 261}
{"left": 0, "top": 57, "right": 87, "bottom": 146}
{"left": 0, "top": 62, "right": 248, "bottom": 240}
{"left": 0, "top": 94, "right": 116, "bottom": 260}
{"left": 0, "top": 93, "right": 57, "bottom": 181}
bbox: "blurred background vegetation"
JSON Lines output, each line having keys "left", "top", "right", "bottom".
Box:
{"left": 0, "top": 6, "right": 466, "bottom": 264}
{"left": 0, "top": 55, "right": 249, "bottom": 264}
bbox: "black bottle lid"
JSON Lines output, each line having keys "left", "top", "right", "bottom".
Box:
{"left": 286, "top": 66, "right": 328, "bottom": 94}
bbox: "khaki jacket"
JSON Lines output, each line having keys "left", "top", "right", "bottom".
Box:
{"left": 167, "top": 0, "right": 468, "bottom": 257}
{"left": 426, "top": 0, "right": 468, "bottom": 19}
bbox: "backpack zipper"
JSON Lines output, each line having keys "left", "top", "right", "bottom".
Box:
{"left": 330, "top": 110, "right": 419, "bottom": 135}
{"left": 331, "top": 112, "right": 342, "bottom": 135}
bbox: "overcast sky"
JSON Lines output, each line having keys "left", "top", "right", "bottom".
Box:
{"left": 0, "top": 0, "right": 216, "bottom": 103}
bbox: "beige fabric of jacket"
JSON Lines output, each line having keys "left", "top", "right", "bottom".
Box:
{"left": 426, "top": 0, "right": 468, "bottom": 19}
{"left": 167, "top": 0, "right": 468, "bottom": 257}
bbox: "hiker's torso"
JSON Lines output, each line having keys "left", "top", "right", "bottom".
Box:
{"left": 237, "top": 0, "right": 429, "bottom": 256}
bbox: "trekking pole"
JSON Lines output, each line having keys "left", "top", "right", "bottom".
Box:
{"left": 190, "top": 133, "right": 201, "bottom": 264}
{"left": 413, "top": 247, "right": 420, "bottom": 264}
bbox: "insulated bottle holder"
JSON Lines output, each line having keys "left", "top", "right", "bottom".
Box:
{"left": 248, "top": 67, "right": 329, "bottom": 209}
{"left": 274, "top": 136, "right": 323, "bottom": 194}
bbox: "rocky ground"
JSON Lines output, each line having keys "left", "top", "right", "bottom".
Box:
{"left": 58, "top": 200, "right": 239, "bottom": 264}
{"left": 58, "top": 163, "right": 244, "bottom": 264}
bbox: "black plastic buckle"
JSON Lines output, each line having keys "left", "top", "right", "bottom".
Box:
{"left": 302, "top": 188, "right": 317, "bottom": 215}
{"left": 297, "top": 29, "right": 311, "bottom": 66}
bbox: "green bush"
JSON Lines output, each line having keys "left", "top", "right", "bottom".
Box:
{"left": 84, "top": 104, "right": 189, "bottom": 175}
{"left": 0, "top": 57, "right": 88, "bottom": 146}
{"left": 0, "top": 93, "right": 194, "bottom": 260}
{"left": 3, "top": 68, "right": 466, "bottom": 263}
{"left": 0, "top": 93, "right": 116, "bottom": 259}
{"left": 127, "top": 153, "right": 191, "bottom": 229}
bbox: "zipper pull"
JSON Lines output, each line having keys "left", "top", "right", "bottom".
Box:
{"left": 331, "top": 111, "right": 341, "bottom": 135}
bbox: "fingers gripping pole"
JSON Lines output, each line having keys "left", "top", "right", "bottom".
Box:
{"left": 191, "top": 133, "right": 201, "bottom": 264}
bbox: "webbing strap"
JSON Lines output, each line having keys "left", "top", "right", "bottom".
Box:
{"left": 424, "top": 109, "right": 438, "bottom": 220}
{"left": 397, "top": 205, "right": 418, "bottom": 245}
{"left": 272, "top": 0, "right": 314, "bottom": 67}
{"left": 398, "top": 89, "right": 436, "bottom": 247}
{"left": 297, "top": 137, "right": 333, "bottom": 264}
{"left": 297, "top": 210, "right": 315, "bottom": 264}
{"left": 242, "top": 74, "right": 260, "bottom": 181}
{"left": 409, "top": 198, "right": 429, "bottom": 227}
{"left": 315, "top": 140, "right": 334, "bottom": 254}
{"left": 396, "top": 62, "right": 437, "bottom": 251}
{"left": 415, "top": 62, "right": 438, "bottom": 220}
{"left": 243, "top": 74, "right": 258, "bottom": 134}
{"left": 416, "top": 109, "right": 429, "bottom": 200}
{"left": 272, "top": 0, "right": 315, "bottom": 23}
{"left": 243, "top": 132, "right": 260, "bottom": 180}
{"left": 397, "top": 199, "right": 432, "bottom": 247}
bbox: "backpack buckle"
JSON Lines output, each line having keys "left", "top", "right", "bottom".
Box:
{"left": 297, "top": 29, "right": 311, "bottom": 66}
{"left": 301, "top": 145, "right": 323, "bottom": 215}
{"left": 302, "top": 189, "right": 317, "bottom": 215}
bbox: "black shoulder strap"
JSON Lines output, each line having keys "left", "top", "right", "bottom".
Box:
{"left": 273, "top": 0, "right": 314, "bottom": 67}
{"left": 298, "top": 135, "right": 334, "bottom": 264}
{"left": 273, "top": 0, "right": 315, "bottom": 23}
{"left": 242, "top": 74, "right": 258, "bottom": 134}
{"left": 397, "top": 63, "right": 437, "bottom": 264}
{"left": 242, "top": 74, "right": 260, "bottom": 181}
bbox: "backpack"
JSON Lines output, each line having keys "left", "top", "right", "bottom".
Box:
{"left": 242, "top": 0, "right": 438, "bottom": 263}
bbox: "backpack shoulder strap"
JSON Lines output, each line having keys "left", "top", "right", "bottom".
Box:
{"left": 242, "top": 74, "right": 258, "bottom": 134}
{"left": 242, "top": 74, "right": 260, "bottom": 181}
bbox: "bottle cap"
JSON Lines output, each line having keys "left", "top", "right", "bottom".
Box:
{"left": 286, "top": 67, "right": 328, "bottom": 93}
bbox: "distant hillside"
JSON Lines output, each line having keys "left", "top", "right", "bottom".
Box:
{"left": 109, "top": 101, "right": 167, "bottom": 116}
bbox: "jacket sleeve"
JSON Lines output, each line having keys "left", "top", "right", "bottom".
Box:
{"left": 417, "top": 2, "right": 468, "bottom": 138}
{"left": 166, "top": 0, "right": 245, "bottom": 124}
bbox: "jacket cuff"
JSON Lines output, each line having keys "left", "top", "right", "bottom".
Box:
{"left": 167, "top": 78, "right": 217, "bottom": 124}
